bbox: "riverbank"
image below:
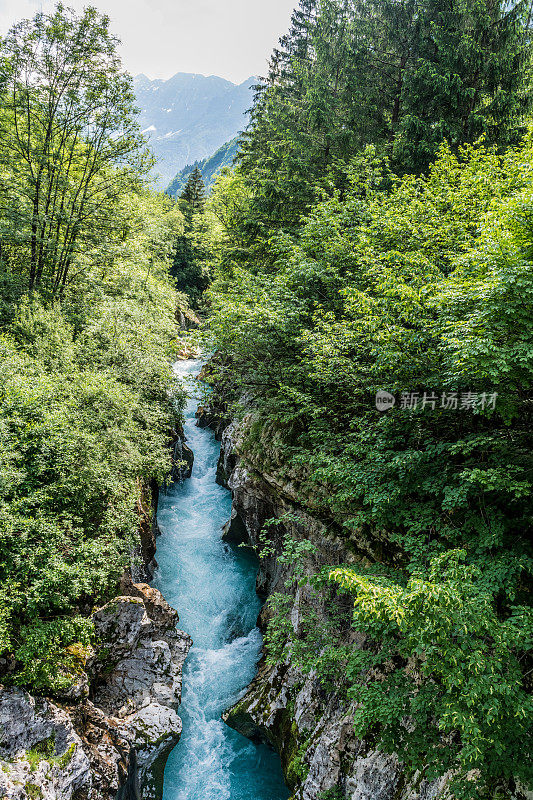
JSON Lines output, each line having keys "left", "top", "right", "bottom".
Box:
{"left": 215, "top": 416, "right": 452, "bottom": 800}
{"left": 0, "top": 292, "right": 193, "bottom": 800}
{"left": 0, "top": 581, "right": 191, "bottom": 800}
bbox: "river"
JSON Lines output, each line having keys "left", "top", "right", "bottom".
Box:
{"left": 152, "top": 359, "right": 289, "bottom": 800}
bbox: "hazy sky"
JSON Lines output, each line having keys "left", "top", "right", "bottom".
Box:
{"left": 0, "top": 0, "right": 296, "bottom": 84}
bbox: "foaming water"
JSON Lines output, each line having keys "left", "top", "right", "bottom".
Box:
{"left": 153, "top": 360, "right": 289, "bottom": 800}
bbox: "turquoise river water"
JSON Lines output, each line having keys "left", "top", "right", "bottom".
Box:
{"left": 153, "top": 360, "right": 289, "bottom": 800}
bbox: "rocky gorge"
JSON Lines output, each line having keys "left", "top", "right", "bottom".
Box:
{"left": 0, "top": 351, "right": 197, "bottom": 800}
{"left": 207, "top": 409, "right": 457, "bottom": 800}
{"left": 0, "top": 356, "right": 289, "bottom": 800}
{"left": 199, "top": 390, "right": 533, "bottom": 800}
{"left": 0, "top": 315, "right": 201, "bottom": 800}
{"left": 2, "top": 356, "right": 528, "bottom": 800}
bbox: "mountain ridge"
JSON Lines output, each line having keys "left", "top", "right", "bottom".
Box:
{"left": 166, "top": 136, "right": 240, "bottom": 197}
{"left": 134, "top": 72, "right": 254, "bottom": 188}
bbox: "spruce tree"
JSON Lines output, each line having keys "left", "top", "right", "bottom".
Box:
{"left": 180, "top": 166, "right": 206, "bottom": 214}
{"left": 174, "top": 167, "right": 208, "bottom": 302}
{"left": 238, "top": 0, "right": 531, "bottom": 232}
{"left": 368, "top": 0, "right": 531, "bottom": 171}
{"left": 239, "top": 0, "right": 357, "bottom": 231}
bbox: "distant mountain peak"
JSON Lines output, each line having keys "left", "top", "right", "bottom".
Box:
{"left": 135, "top": 72, "right": 253, "bottom": 189}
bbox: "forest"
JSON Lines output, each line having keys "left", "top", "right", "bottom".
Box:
{"left": 0, "top": 6, "right": 187, "bottom": 691}
{"left": 193, "top": 0, "right": 533, "bottom": 797}
{"left": 0, "top": 0, "right": 532, "bottom": 799}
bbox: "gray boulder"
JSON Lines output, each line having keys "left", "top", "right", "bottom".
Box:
{"left": 0, "top": 582, "right": 191, "bottom": 800}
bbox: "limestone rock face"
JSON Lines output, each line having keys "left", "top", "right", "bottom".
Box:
{"left": 175, "top": 304, "right": 200, "bottom": 331}
{"left": 218, "top": 416, "right": 453, "bottom": 800}
{"left": 0, "top": 583, "right": 191, "bottom": 800}
{"left": 195, "top": 404, "right": 227, "bottom": 439}
{"left": 0, "top": 688, "right": 92, "bottom": 800}
{"left": 90, "top": 587, "right": 191, "bottom": 782}
{"left": 171, "top": 435, "right": 194, "bottom": 483}
{"left": 133, "top": 479, "right": 160, "bottom": 583}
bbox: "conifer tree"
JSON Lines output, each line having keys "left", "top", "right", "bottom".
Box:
{"left": 367, "top": 0, "right": 531, "bottom": 171}
{"left": 180, "top": 166, "right": 206, "bottom": 214}
{"left": 174, "top": 167, "right": 208, "bottom": 302}
{"left": 238, "top": 0, "right": 531, "bottom": 231}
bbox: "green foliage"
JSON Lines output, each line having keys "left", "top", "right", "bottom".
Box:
{"left": 172, "top": 167, "right": 210, "bottom": 304}
{"left": 56, "top": 743, "right": 76, "bottom": 769}
{"left": 13, "top": 617, "right": 93, "bottom": 692}
{"left": 208, "top": 135, "right": 533, "bottom": 796}
{"left": 318, "top": 789, "right": 345, "bottom": 800}
{"left": 264, "top": 593, "right": 294, "bottom": 665}
{"left": 286, "top": 736, "right": 310, "bottom": 785}
{"left": 180, "top": 167, "right": 206, "bottom": 213}
{"left": 26, "top": 735, "right": 56, "bottom": 770}
{"left": 24, "top": 735, "right": 76, "bottom": 771}
{"left": 0, "top": 195, "right": 184, "bottom": 688}
{"left": 332, "top": 551, "right": 533, "bottom": 798}
{"left": 0, "top": 6, "right": 186, "bottom": 691}
{"left": 24, "top": 783, "right": 43, "bottom": 799}
{"left": 0, "top": 3, "right": 150, "bottom": 294}
{"left": 0, "top": 199, "right": 184, "bottom": 688}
